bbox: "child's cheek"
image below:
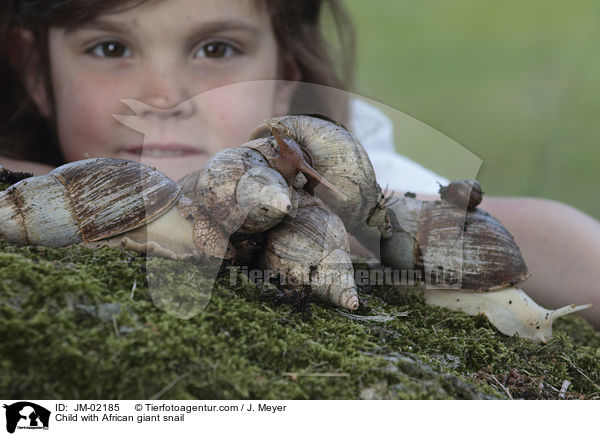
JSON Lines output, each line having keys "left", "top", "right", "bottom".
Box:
{"left": 200, "top": 82, "right": 278, "bottom": 149}
{"left": 56, "top": 77, "right": 128, "bottom": 159}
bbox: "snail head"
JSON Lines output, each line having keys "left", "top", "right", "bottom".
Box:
{"left": 366, "top": 185, "right": 394, "bottom": 238}
{"left": 270, "top": 126, "right": 348, "bottom": 202}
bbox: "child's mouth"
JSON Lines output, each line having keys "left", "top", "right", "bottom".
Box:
{"left": 120, "top": 144, "right": 206, "bottom": 158}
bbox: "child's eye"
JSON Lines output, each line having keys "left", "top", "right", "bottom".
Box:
{"left": 194, "top": 41, "right": 237, "bottom": 59}
{"left": 87, "top": 41, "right": 131, "bottom": 58}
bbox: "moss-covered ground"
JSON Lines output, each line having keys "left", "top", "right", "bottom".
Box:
{"left": 1, "top": 239, "right": 599, "bottom": 400}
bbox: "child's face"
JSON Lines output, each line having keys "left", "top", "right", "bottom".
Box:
{"left": 43, "top": 0, "right": 297, "bottom": 179}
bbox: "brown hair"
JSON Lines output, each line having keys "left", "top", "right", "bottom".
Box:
{"left": 0, "top": 0, "right": 355, "bottom": 166}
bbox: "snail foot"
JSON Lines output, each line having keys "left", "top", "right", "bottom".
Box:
{"left": 424, "top": 287, "right": 592, "bottom": 343}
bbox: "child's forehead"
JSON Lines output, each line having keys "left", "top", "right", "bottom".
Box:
{"left": 67, "top": 0, "right": 270, "bottom": 31}
{"left": 99, "top": 0, "right": 267, "bottom": 19}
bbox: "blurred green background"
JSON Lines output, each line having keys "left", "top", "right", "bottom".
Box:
{"left": 344, "top": 0, "right": 600, "bottom": 220}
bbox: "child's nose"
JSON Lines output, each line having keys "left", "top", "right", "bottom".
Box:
{"left": 117, "top": 98, "right": 196, "bottom": 120}
{"left": 113, "top": 97, "right": 194, "bottom": 134}
{"left": 138, "top": 98, "right": 195, "bottom": 119}
{"left": 136, "top": 66, "right": 196, "bottom": 118}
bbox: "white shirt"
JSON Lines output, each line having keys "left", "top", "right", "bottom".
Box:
{"left": 349, "top": 98, "right": 449, "bottom": 195}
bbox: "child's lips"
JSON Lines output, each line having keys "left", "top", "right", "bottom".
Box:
{"left": 120, "top": 143, "right": 206, "bottom": 158}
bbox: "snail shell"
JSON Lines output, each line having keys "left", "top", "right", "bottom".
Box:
{"left": 0, "top": 158, "right": 233, "bottom": 260}
{"left": 0, "top": 158, "right": 180, "bottom": 246}
{"left": 382, "top": 196, "right": 529, "bottom": 291}
{"left": 439, "top": 179, "right": 483, "bottom": 210}
{"left": 251, "top": 115, "right": 392, "bottom": 248}
{"left": 262, "top": 190, "right": 359, "bottom": 311}
{"left": 179, "top": 142, "right": 294, "bottom": 238}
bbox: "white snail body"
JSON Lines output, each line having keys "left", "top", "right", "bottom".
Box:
{"left": 424, "top": 287, "right": 591, "bottom": 343}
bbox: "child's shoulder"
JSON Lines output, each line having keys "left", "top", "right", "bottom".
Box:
{"left": 349, "top": 98, "right": 448, "bottom": 195}
{"left": 348, "top": 98, "right": 395, "bottom": 153}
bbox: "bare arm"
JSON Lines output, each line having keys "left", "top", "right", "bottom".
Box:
{"left": 416, "top": 193, "right": 600, "bottom": 328}
{"left": 0, "top": 155, "right": 54, "bottom": 176}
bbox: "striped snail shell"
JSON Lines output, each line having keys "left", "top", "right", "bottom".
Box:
{"left": 382, "top": 195, "right": 529, "bottom": 291}
{"left": 0, "top": 158, "right": 181, "bottom": 246}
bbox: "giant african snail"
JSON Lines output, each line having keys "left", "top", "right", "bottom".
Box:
{"left": 380, "top": 182, "right": 592, "bottom": 343}
{"left": 252, "top": 115, "right": 592, "bottom": 342}
{"left": 0, "top": 114, "right": 592, "bottom": 340}
{"left": 0, "top": 134, "right": 361, "bottom": 310}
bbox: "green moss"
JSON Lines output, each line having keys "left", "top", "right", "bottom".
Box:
{"left": 1, "top": 239, "right": 598, "bottom": 400}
